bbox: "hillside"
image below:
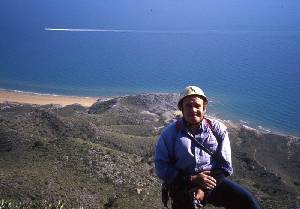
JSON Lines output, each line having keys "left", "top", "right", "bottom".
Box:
{"left": 0, "top": 93, "right": 299, "bottom": 209}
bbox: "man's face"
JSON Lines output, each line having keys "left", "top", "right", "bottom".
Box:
{"left": 182, "top": 96, "right": 206, "bottom": 125}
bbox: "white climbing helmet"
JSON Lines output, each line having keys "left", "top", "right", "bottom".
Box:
{"left": 178, "top": 86, "right": 208, "bottom": 109}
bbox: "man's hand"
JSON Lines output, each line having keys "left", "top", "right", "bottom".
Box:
{"left": 195, "top": 188, "right": 205, "bottom": 201}
{"left": 190, "top": 170, "right": 216, "bottom": 190}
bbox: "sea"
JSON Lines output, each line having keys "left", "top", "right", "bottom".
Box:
{"left": 0, "top": 1, "right": 300, "bottom": 137}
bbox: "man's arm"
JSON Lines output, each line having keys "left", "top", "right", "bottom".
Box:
{"left": 154, "top": 129, "right": 180, "bottom": 184}
{"left": 215, "top": 123, "right": 233, "bottom": 177}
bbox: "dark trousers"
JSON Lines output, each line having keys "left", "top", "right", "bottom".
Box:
{"left": 207, "top": 178, "right": 261, "bottom": 209}
{"left": 169, "top": 184, "right": 194, "bottom": 209}
{"left": 170, "top": 178, "right": 261, "bottom": 209}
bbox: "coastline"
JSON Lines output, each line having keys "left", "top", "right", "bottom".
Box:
{"left": 0, "top": 89, "right": 99, "bottom": 107}
{"left": 1, "top": 89, "right": 299, "bottom": 138}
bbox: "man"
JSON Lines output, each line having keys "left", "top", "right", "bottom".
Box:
{"left": 155, "top": 86, "right": 261, "bottom": 209}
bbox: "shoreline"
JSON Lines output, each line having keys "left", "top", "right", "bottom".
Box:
{"left": 0, "top": 89, "right": 99, "bottom": 107}
{"left": 0, "top": 89, "right": 299, "bottom": 138}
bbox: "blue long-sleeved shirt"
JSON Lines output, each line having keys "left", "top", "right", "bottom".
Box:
{"left": 154, "top": 118, "right": 233, "bottom": 184}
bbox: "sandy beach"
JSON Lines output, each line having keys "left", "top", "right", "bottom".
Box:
{"left": 0, "top": 90, "right": 99, "bottom": 107}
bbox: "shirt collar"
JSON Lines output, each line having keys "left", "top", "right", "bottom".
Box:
{"left": 181, "top": 118, "right": 204, "bottom": 134}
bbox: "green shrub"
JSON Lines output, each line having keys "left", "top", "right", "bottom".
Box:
{"left": 0, "top": 199, "right": 67, "bottom": 209}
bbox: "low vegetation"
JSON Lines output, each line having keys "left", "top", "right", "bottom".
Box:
{"left": 0, "top": 94, "right": 299, "bottom": 209}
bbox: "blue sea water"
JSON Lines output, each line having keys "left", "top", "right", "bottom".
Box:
{"left": 1, "top": 0, "right": 300, "bottom": 136}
